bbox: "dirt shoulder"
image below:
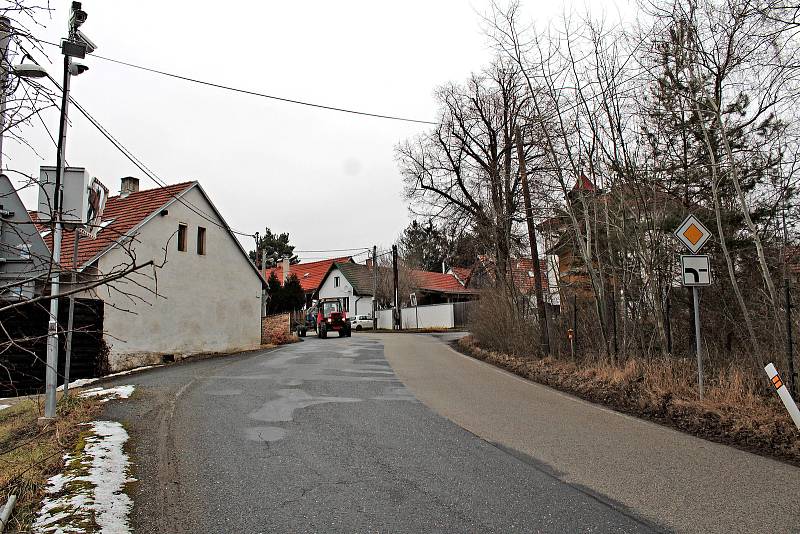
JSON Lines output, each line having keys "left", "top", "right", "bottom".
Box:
{"left": 454, "top": 336, "right": 800, "bottom": 466}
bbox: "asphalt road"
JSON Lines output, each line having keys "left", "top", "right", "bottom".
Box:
{"left": 383, "top": 334, "right": 800, "bottom": 534}
{"left": 103, "top": 335, "right": 656, "bottom": 533}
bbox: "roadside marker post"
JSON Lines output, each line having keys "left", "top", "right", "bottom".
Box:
{"left": 765, "top": 363, "right": 800, "bottom": 430}
{"left": 674, "top": 215, "right": 713, "bottom": 399}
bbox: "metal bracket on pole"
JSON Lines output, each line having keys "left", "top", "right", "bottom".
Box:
{"left": 765, "top": 363, "right": 800, "bottom": 430}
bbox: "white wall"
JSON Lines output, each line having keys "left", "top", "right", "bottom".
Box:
{"left": 377, "top": 309, "right": 393, "bottom": 329}
{"left": 317, "top": 266, "right": 373, "bottom": 315}
{"left": 376, "top": 303, "right": 455, "bottom": 330}
{"left": 91, "top": 186, "right": 263, "bottom": 371}
{"left": 401, "top": 303, "right": 454, "bottom": 329}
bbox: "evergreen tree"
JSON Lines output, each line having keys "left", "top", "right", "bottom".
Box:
{"left": 266, "top": 271, "right": 283, "bottom": 314}
{"left": 398, "top": 220, "right": 446, "bottom": 271}
{"left": 281, "top": 274, "right": 306, "bottom": 312}
{"left": 249, "top": 228, "right": 299, "bottom": 269}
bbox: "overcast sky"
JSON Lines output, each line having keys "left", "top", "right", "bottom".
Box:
{"left": 9, "top": 0, "right": 629, "bottom": 262}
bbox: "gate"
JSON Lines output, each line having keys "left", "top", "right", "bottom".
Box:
{"left": 453, "top": 301, "right": 476, "bottom": 329}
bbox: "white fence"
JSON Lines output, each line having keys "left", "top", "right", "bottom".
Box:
{"left": 376, "top": 302, "right": 466, "bottom": 330}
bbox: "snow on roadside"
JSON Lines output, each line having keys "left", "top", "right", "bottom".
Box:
{"left": 55, "top": 365, "right": 161, "bottom": 392}
{"left": 0, "top": 404, "right": 9, "bottom": 411}
{"left": 79, "top": 385, "right": 135, "bottom": 402}
{"left": 33, "top": 420, "right": 135, "bottom": 533}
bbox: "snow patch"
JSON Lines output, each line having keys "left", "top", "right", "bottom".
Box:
{"left": 79, "top": 385, "right": 135, "bottom": 403}
{"left": 55, "top": 365, "right": 160, "bottom": 392}
{"left": 33, "top": 421, "right": 134, "bottom": 533}
{"left": 0, "top": 404, "right": 10, "bottom": 411}
{"left": 102, "top": 365, "right": 161, "bottom": 379}
{"left": 57, "top": 378, "right": 98, "bottom": 391}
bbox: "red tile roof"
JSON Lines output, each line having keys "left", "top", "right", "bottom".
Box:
{"left": 39, "top": 181, "right": 195, "bottom": 270}
{"left": 573, "top": 173, "right": 597, "bottom": 192}
{"left": 449, "top": 266, "right": 473, "bottom": 286}
{"left": 264, "top": 257, "right": 353, "bottom": 293}
{"left": 410, "top": 269, "right": 471, "bottom": 293}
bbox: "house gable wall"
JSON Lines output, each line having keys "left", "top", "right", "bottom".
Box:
{"left": 317, "top": 266, "right": 373, "bottom": 316}
{"left": 95, "top": 186, "right": 262, "bottom": 370}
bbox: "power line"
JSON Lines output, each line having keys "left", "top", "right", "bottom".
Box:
{"left": 35, "top": 39, "right": 437, "bottom": 126}
{"left": 294, "top": 247, "right": 371, "bottom": 253}
{"left": 17, "top": 45, "right": 259, "bottom": 240}
{"left": 90, "top": 54, "right": 438, "bottom": 125}
{"left": 68, "top": 95, "right": 256, "bottom": 238}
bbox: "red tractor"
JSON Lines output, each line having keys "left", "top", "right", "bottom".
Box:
{"left": 315, "top": 298, "right": 351, "bottom": 339}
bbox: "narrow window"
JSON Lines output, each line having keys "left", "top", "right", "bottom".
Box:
{"left": 197, "top": 226, "right": 206, "bottom": 255}
{"left": 343, "top": 297, "right": 349, "bottom": 312}
{"left": 177, "top": 223, "right": 187, "bottom": 252}
{"left": 334, "top": 276, "right": 340, "bottom": 288}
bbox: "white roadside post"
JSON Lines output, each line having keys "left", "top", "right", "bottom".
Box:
{"left": 764, "top": 363, "right": 800, "bottom": 430}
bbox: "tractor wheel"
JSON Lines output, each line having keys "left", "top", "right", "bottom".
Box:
{"left": 319, "top": 324, "right": 327, "bottom": 339}
{"left": 338, "top": 330, "right": 344, "bottom": 337}
{"left": 345, "top": 327, "right": 352, "bottom": 337}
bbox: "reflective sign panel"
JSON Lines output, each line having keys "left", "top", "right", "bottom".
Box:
{"left": 675, "top": 214, "right": 712, "bottom": 253}
{"left": 681, "top": 255, "right": 712, "bottom": 286}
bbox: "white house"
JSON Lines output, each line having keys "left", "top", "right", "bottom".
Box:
{"left": 317, "top": 261, "right": 476, "bottom": 316}
{"left": 46, "top": 176, "right": 265, "bottom": 371}
{"left": 316, "top": 262, "right": 375, "bottom": 316}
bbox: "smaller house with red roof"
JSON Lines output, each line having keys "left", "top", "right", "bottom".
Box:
{"left": 317, "top": 261, "right": 477, "bottom": 317}
{"left": 38, "top": 175, "right": 265, "bottom": 371}
{"left": 263, "top": 256, "right": 354, "bottom": 308}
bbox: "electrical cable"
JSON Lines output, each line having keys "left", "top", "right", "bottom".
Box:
{"left": 68, "top": 96, "right": 256, "bottom": 238}
{"left": 293, "top": 247, "right": 371, "bottom": 253}
{"left": 35, "top": 39, "right": 437, "bottom": 126}
{"left": 15, "top": 45, "right": 260, "bottom": 240}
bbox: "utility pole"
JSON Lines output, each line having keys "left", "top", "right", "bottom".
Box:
{"left": 392, "top": 245, "right": 399, "bottom": 330}
{"left": 0, "top": 16, "right": 11, "bottom": 172}
{"left": 44, "top": 1, "right": 91, "bottom": 419}
{"left": 372, "top": 245, "right": 377, "bottom": 330}
{"left": 515, "top": 126, "right": 550, "bottom": 355}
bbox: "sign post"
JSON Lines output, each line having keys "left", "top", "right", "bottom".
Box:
{"left": 410, "top": 292, "right": 418, "bottom": 329}
{"left": 675, "top": 215, "right": 713, "bottom": 398}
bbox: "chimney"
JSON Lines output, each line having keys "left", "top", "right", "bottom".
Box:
{"left": 366, "top": 258, "right": 373, "bottom": 268}
{"left": 120, "top": 176, "right": 139, "bottom": 197}
{"left": 282, "top": 256, "right": 290, "bottom": 284}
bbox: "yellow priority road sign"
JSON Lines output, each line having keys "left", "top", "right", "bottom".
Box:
{"left": 675, "top": 214, "right": 712, "bottom": 253}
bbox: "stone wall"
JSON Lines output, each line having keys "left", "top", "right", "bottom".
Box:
{"left": 262, "top": 313, "right": 290, "bottom": 344}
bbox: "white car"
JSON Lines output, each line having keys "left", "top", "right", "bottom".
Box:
{"left": 350, "top": 315, "right": 374, "bottom": 330}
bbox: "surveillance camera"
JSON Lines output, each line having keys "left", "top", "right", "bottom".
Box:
{"left": 76, "top": 30, "right": 97, "bottom": 54}
{"left": 68, "top": 60, "right": 89, "bottom": 76}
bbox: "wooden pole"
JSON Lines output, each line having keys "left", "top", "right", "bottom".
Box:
{"left": 515, "top": 126, "right": 550, "bottom": 355}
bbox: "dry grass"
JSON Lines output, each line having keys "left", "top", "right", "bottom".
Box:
{"left": 0, "top": 393, "right": 102, "bottom": 532}
{"left": 458, "top": 335, "right": 800, "bottom": 465}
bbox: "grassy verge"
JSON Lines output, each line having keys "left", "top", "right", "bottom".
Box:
{"left": 456, "top": 335, "right": 800, "bottom": 466}
{"left": 0, "top": 394, "right": 102, "bottom": 532}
